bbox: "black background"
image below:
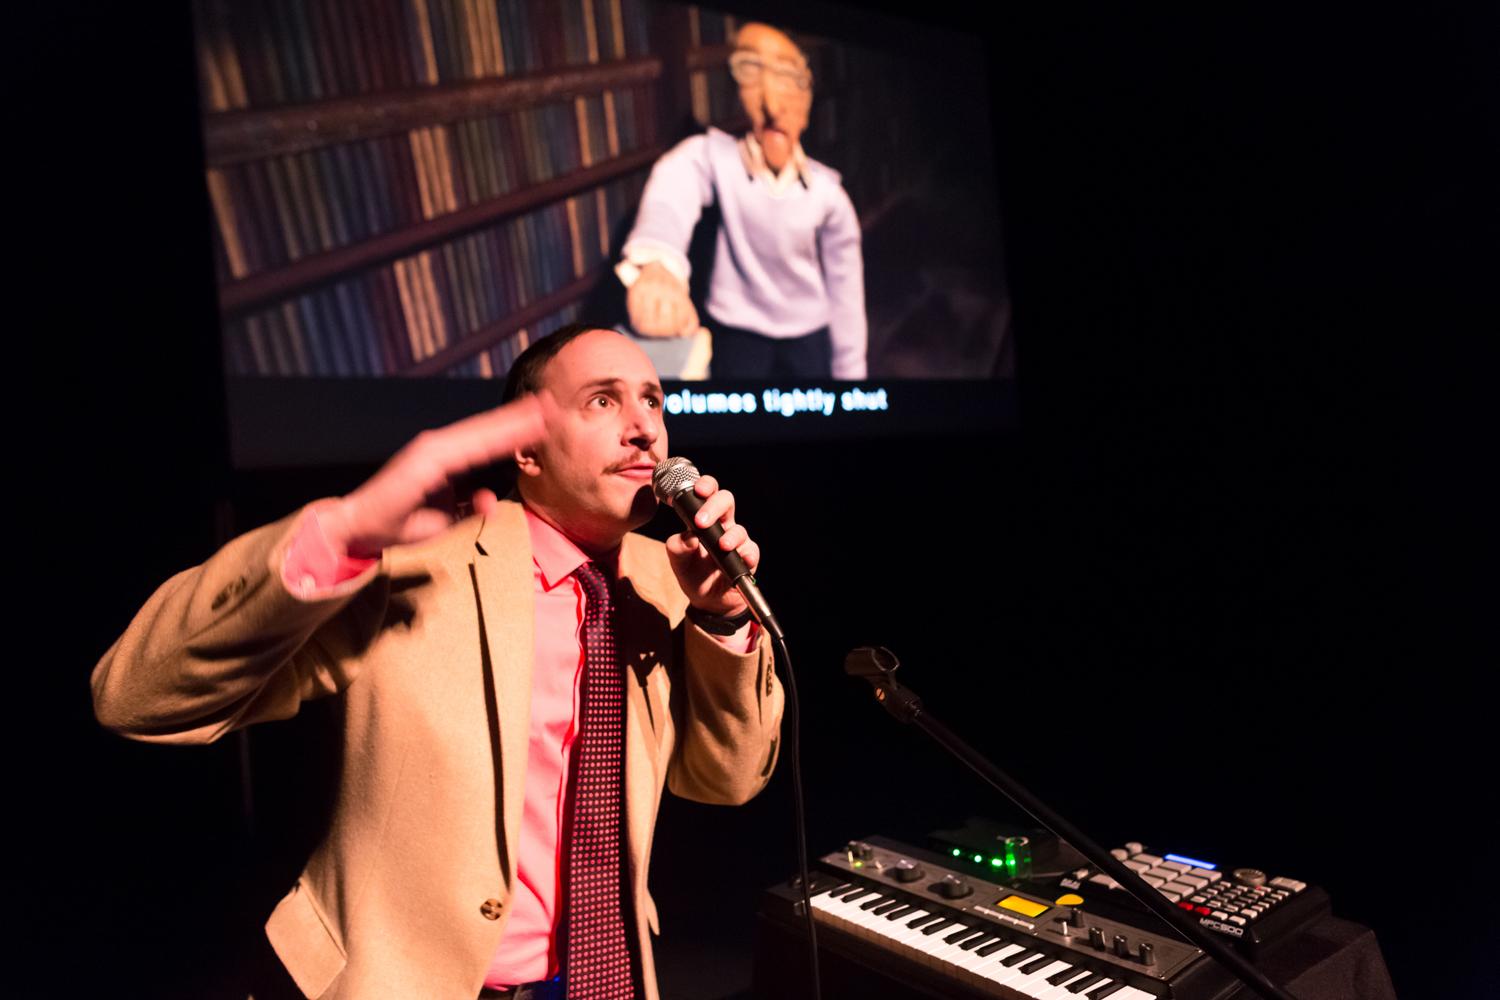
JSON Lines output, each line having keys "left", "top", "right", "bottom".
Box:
{"left": 17, "top": 1, "right": 1494, "bottom": 997}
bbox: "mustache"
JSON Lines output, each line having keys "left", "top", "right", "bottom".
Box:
{"left": 605, "top": 453, "right": 660, "bottom": 473}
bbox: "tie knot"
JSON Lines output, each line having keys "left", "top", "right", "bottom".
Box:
{"left": 574, "top": 561, "right": 613, "bottom": 611}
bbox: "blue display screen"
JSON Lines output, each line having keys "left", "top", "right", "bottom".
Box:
{"left": 1164, "top": 853, "right": 1216, "bottom": 870}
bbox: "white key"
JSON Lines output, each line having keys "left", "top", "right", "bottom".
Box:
{"left": 975, "top": 944, "right": 1029, "bottom": 984}
{"left": 1037, "top": 968, "right": 1094, "bottom": 1000}
{"left": 1160, "top": 860, "right": 1192, "bottom": 873}
{"left": 1270, "top": 876, "right": 1307, "bottom": 892}
{"left": 1089, "top": 873, "right": 1120, "bottom": 889}
{"left": 1160, "top": 890, "right": 1182, "bottom": 902}
{"left": 1193, "top": 867, "right": 1222, "bottom": 882}
{"left": 1008, "top": 958, "right": 1074, "bottom": 998}
{"left": 950, "top": 937, "right": 1005, "bottom": 972}
{"left": 1111, "top": 987, "right": 1160, "bottom": 1000}
{"left": 1132, "top": 853, "right": 1163, "bottom": 866}
{"left": 1147, "top": 867, "right": 1179, "bottom": 882}
{"left": 1176, "top": 874, "right": 1209, "bottom": 889}
{"left": 1141, "top": 874, "right": 1165, "bottom": 888}
{"left": 1124, "top": 859, "right": 1151, "bottom": 873}
{"left": 1165, "top": 880, "right": 1199, "bottom": 896}
{"left": 1031, "top": 964, "right": 1091, "bottom": 1000}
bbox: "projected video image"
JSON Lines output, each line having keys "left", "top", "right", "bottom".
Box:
{"left": 196, "top": 0, "right": 1011, "bottom": 386}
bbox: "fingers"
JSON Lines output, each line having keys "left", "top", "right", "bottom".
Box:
{"left": 471, "top": 487, "right": 500, "bottom": 516}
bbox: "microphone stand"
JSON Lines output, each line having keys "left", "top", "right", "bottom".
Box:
{"left": 845, "top": 647, "right": 1300, "bottom": 1000}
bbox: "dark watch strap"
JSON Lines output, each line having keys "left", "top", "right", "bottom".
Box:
{"left": 686, "top": 605, "right": 754, "bottom": 635}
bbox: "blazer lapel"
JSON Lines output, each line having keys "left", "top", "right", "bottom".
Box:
{"left": 471, "top": 502, "right": 535, "bottom": 886}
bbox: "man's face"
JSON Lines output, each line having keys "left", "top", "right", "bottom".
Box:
{"left": 517, "top": 329, "right": 668, "bottom": 551}
{"left": 733, "top": 23, "right": 812, "bottom": 174}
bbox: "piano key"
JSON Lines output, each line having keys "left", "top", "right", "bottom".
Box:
{"left": 962, "top": 933, "right": 1000, "bottom": 951}
{"left": 821, "top": 882, "right": 853, "bottom": 897}
{"left": 973, "top": 944, "right": 1030, "bottom": 985}
{"left": 1132, "top": 853, "right": 1163, "bottom": 866}
{"left": 860, "top": 893, "right": 894, "bottom": 910}
{"left": 1108, "top": 987, "right": 1158, "bottom": 1000}
{"left": 1003, "top": 958, "right": 1075, "bottom": 998}
{"left": 1049, "top": 966, "right": 1087, "bottom": 986}
{"left": 908, "top": 912, "right": 944, "bottom": 929}
{"left": 943, "top": 925, "right": 981, "bottom": 944}
{"left": 1067, "top": 972, "right": 1109, "bottom": 994}
{"left": 921, "top": 918, "right": 958, "bottom": 936}
{"left": 1088, "top": 981, "right": 1126, "bottom": 999}
{"left": 976, "top": 937, "right": 1013, "bottom": 956}
{"left": 840, "top": 887, "right": 876, "bottom": 902}
{"left": 882, "top": 904, "right": 915, "bottom": 920}
{"left": 1003, "top": 949, "right": 1043, "bottom": 967}
{"left": 1020, "top": 954, "right": 1054, "bottom": 974}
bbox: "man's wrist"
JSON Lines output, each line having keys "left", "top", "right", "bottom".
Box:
{"left": 685, "top": 604, "right": 754, "bottom": 635}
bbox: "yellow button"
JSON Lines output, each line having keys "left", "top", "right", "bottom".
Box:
{"left": 1055, "top": 893, "right": 1085, "bottom": 906}
{"left": 997, "top": 894, "right": 1049, "bottom": 919}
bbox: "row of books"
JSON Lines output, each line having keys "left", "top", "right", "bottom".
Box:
{"left": 207, "top": 85, "right": 653, "bottom": 282}
{"left": 221, "top": 172, "right": 646, "bottom": 377}
{"left": 443, "top": 300, "right": 585, "bottom": 379}
{"left": 193, "top": 0, "right": 656, "bottom": 112}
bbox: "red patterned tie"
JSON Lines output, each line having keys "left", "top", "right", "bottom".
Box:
{"left": 564, "top": 562, "right": 636, "bottom": 1000}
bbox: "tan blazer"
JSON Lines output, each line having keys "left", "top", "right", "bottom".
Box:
{"left": 92, "top": 499, "right": 784, "bottom": 999}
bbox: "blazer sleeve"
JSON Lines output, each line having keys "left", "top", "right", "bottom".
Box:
{"left": 91, "top": 505, "right": 389, "bottom": 745}
{"left": 665, "top": 622, "right": 785, "bottom": 806}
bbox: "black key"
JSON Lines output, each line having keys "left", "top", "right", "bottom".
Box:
{"left": 871, "top": 900, "right": 903, "bottom": 915}
{"left": 1020, "top": 954, "right": 1053, "bottom": 974}
{"left": 961, "top": 934, "right": 999, "bottom": 952}
{"left": 1087, "top": 982, "right": 1126, "bottom": 999}
{"left": 861, "top": 894, "right": 892, "bottom": 910}
{"left": 823, "top": 883, "right": 853, "bottom": 897}
{"left": 944, "top": 925, "right": 981, "bottom": 944}
{"left": 840, "top": 887, "right": 874, "bottom": 902}
{"left": 1067, "top": 973, "right": 1108, "bottom": 994}
{"left": 908, "top": 913, "right": 943, "bottom": 929}
{"left": 975, "top": 938, "right": 1011, "bottom": 957}
{"left": 1002, "top": 949, "right": 1041, "bottom": 967}
{"left": 922, "top": 918, "right": 957, "bottom": 936}
{"left": 884, "top": 905, "right": 915, "bottom": 920}
{"left": 1047, "top": 965, "right": 1082, "bottom": 986}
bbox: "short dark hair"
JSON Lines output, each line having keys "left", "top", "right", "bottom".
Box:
{"left": 501, "top": 321, "right": 609, "bottom": 403}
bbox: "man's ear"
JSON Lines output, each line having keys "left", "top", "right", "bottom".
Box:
{"left": 513, "top": 446, "right": 541, "bottom": 478}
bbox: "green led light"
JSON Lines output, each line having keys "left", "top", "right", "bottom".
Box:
{"left": 990, "top": 858, "right": 1004, "bottom": 867}
{"left": 852, "top": 860, "right": 863, "bottom": 867}
{"left": 952, "top": 848, "right": 962, "bottom": 857}
{"left": 973, "top": 854, "right": 983, "bottom": 863}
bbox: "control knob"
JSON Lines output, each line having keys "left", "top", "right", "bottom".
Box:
{"left": 891, "top": 859, "right": 925, "bottom": 883}
{"left": 846, "top": 841, "right": 875, "bottom": 862}
{"left": 932, "top": 874, "right": 973, "bottom": 899}
{"left": 1138, "top": 942, "right": 1156, "bottom": 967}
{"left": 1088, "top": 926, "right": 1107, "bottom": 950}
{"left": 1232, "top": 867, "right": 1268, "bottom": 887}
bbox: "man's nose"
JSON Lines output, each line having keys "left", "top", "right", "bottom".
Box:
{"left": 623, "top": 399, "right": 660, "bottom": 446}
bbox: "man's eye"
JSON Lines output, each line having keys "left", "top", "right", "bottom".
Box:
{"left": 644, "top": 396, "right": 661, "bottom": 409}
{"left": 589, "top": 395, "right": 614, "bottom": 408}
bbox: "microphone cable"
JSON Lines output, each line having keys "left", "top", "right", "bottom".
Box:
{"left": 772, "top": 631, "right": 821, "bottom": 1000}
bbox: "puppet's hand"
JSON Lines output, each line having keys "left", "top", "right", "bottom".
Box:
{"left": 627, "top": 261, "right": 699, "bottom": 338}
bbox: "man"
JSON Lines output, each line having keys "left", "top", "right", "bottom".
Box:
{"left": 92, "top": 325, "right": 784, "bottom": 999}
{"left": 617, "top": 22, "right": 868, "bottom": 380}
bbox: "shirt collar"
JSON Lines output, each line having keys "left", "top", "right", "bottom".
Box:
{"left": 739, "top": 132, "right": 810, "bottom": 191}
{"left": 523, "top": 503, "right": 617, "bottom": 590}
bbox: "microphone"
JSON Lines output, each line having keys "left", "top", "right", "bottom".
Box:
{"left": 653, "top": 457, "right": 784, "bottom": 640}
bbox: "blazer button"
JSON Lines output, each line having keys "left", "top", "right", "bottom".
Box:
{"left": 480, "top": 898, "right": 504, "bottom": 920}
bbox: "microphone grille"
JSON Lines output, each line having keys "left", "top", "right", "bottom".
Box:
{"left": 652, "top": 457, "right": 700, "bottom": 503}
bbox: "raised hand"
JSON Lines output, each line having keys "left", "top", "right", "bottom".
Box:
{"left": 319, "top": 393, "right": 552, "bottom": 558}
{"left": 626, "top": 261, "right": 699, "bottom": 338}
{"left": 664, "top": 474, "right": 760, "bottom": 617}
